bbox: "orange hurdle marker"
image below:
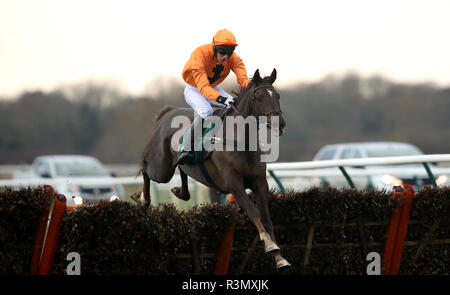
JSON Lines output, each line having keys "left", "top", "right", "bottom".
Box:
{"left": 214, "top": 194, "right": 238, "bottom": 275}
{"left": 382, "top": 186, "right": 404, "bottom": 275}
{"left": 214, "top": 225, "right": 236, "bottom": 275}
{"left": 382, "top": 185, "right": 415, "bottom": 275}
{"left": 31, "top": 185, "right": 55, "bottom": 274}
{"left": 389, "top": 184, "right": 415, "bottom": 275}
{"left": 37, "top": 194, "right": 67, "bottom": 275}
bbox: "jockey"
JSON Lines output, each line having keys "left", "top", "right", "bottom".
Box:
{"left": 177, "top": 29, "right": 250, "bottom": 165}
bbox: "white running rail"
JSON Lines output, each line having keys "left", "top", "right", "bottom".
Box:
{"left": 1, "top": 154, "right": 450, "bottom": 189}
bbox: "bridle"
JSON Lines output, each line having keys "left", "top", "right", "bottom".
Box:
{"left": 213, "top": 84, "right": 284, "bottom": 150}
{"left": 230, "top": 84, "right": 282, "bottom": 117}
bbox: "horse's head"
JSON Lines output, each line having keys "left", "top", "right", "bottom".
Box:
{"left": 246, "top": 68, "right": 286, "bottom": 135}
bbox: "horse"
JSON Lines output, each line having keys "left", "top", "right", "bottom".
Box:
{"left": 137, "top": 68, "right": 290, "bottom": 269}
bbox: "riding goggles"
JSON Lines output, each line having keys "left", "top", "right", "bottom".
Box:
{"left": 215, "top": 45, "right": 235, "bottom": 56}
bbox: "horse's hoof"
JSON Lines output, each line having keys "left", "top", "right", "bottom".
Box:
{"left": 171, "top": 187, "right": 190, "bottom": 201}
{"left": 276, "top": 259, "right": 291, "bottom": 269}
{"left": 265, "top": 245, "right": 280, "bottom": 254}
{"left": 130, "top": 192, "right": 143, "bottom": 204}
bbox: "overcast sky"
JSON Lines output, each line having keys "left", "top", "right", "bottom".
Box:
{"left": 1, "top": 0, "right": 449, "bottom": 97}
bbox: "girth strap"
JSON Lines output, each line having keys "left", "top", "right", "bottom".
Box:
{"left": 198, "top": 160, "right": 227, "bottom": 194}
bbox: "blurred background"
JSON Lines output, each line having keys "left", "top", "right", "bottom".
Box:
{"left": 1, "top": 0, "right": 449, "bottom": 167}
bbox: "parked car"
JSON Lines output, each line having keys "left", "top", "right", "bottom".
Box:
{"left": 14, "top": 155, "right": 124, "bottom": 205}
{"left": 311, "top": 142, "right": 449, "bottom": 191}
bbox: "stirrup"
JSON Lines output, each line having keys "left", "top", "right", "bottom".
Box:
{"left": 177, "top": 116, "right": 204, "bottom": 165}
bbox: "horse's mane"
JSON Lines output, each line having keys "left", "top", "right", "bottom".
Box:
{"left": 232, "top": 85, "right": 251, "bottom": 106}
{"left": 232, "top": 75, "right": 273, "bottom": 108}
{"left": 232, "top": 78, "right": 255, "bottom": 107}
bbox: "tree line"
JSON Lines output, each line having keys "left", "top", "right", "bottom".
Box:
{"left": 0, "top": 73, "right": 449, "bottom": 164}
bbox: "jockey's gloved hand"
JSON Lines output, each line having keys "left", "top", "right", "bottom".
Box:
{"left": 216, "top": 95, "right": 234, "bottom": 106}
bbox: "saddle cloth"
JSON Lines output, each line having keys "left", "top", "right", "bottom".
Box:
{"left": 177, "top": 107, "right": 231, "bottom": 164}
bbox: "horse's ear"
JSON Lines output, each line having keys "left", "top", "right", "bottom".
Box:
{"left": 253, "top": 69, "right": 263, "bottom": 85}
{"left": 268, "top": 68, "right": 277, "bottom": 84}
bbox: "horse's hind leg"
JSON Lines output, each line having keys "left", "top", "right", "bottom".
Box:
{"left": 171, "top": 167, "right": 190, "bottom": 201}
{"left": 131, "top": 164, "right": 152, "bottom": 206}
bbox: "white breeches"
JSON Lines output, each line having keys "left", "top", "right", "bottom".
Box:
{"left": 184, "top": 84, "right": 233, "bottom": 119}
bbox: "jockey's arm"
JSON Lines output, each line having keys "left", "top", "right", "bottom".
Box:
{"left": 230, "top": 54, "right": 249, "bottom": 89}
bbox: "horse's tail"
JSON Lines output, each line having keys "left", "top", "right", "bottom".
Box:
{"left": 137, "top": 143, "right": 149, "bottom": 177}
{"left": 156, "top": 105, "right": 175, "bottom": 122}
{"left": 136, "top": 105, "right": 176, "bottom": 205}
{"left": 142, "top": 163, "right": 151, "bottom": 205}
{"left": 137, "top": 152, "right": 151, "bottom": 205}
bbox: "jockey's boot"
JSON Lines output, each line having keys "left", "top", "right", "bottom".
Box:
{"left": 177, "top": 117, "right": 204, "bottom": 165}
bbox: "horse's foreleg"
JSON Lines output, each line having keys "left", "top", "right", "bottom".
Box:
{"left": 252, "top": 179, "right": 276, "bottom": 241}
{"left": 253, "top": 219, "right": 280, "bottom": 253}
{"left": 209, "top": 188, "right": 221, "bottom": 204}
{"left": 228, "top": 184, "right": 279, "bottom": 253}
{"left": 252, "top": 178, "right": 291, "bottom": 269}
{"left": 171, "top": 167, "right": 190, "bottom": 201}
